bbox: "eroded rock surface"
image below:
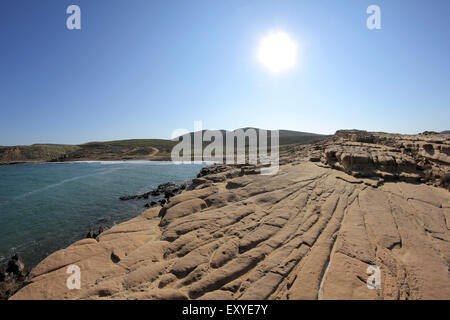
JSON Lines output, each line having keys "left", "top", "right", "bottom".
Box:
{"left": 10, "top": 131, "right": 450, "bottom": 300}
{"left": 308, "top": 130, "right": 450, "bottom": 190}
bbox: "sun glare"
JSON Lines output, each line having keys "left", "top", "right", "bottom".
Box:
{"left": 258, "top": 31, "right": 297, "bottom": 74}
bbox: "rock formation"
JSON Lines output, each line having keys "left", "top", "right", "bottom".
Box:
{"left": 306, "top": 130, "right": 449, "bottom": 190}
{"left": 10, "top": 130, "right": 450, "bottom": 300}
{"left": 0, "top": 254, "right": 28, "bottom": 299}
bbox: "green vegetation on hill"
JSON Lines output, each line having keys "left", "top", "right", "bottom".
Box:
{"left": 0, "top": 139, "right": 177, "bottom": 164}
{"left": 0, "top": 144, "right": 80, "bottom": 164}
{"left": 86, "top": 139, "right": 177, "bottom": 149}
{"left": 178, "top": 128, "right": 326, "bottom": 147}
{"left": 0, "top": 129, "right": 326, "bottom": 164}
{"left": 70, "top": 139, "right": 178, "bottom": 160}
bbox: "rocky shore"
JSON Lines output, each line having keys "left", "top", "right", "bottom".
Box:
{"left": 0, "top": 254, "right": 29, "bottom": 299}
{"left": 119, "top": 182, "right": 188, "bottom": 207}
{"left": 8, "top": 130, "right": 450, "bottom": 300}
{"left": 0, "top": 180, "right": 195, "bottom": 299}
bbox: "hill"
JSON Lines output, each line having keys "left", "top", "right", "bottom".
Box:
{"left": 176, "top": 128, "right": 326, "bottom": 146}
{"left": 0, "top": 139, "right": 177, "bottom": 164}
{"left": 0, "top": 144, "right": 80, "bottom": 164}
{"left": 61, "top": 139, "right": 177, "bottom": 162}
{"left": 0, "top": 129, "right": 326, "bottom": 164}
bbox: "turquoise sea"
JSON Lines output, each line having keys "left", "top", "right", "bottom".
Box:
{"left": 0, "top": 161, "right": 206, "bottom": 268}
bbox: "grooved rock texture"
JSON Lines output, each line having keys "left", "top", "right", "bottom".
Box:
{"left": 307, "top": 130, "right": 450, "bottom": 190}
{"left": 10, "top": 131, "right": 450, "bottom": 300}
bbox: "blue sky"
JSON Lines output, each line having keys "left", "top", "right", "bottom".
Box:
{"left": 1, "top": 0, "right": 449, "bottom": 145}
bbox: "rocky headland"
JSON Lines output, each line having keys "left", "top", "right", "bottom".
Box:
{"left": 9, "top": 130, "right": 450, "bottom": 300}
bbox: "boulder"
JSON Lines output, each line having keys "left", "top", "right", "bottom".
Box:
{"left": 6, "top": 254, "right": 25, "bottom": 276}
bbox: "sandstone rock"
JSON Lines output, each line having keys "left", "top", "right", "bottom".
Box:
{"left": 160, "top": 198, "right": 207, "bottom": 227}
{"left": 9, "top": 131, "right": 450, "bottom": 300}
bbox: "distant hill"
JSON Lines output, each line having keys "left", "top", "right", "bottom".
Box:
{"left": 277, "top": 129, "right": 325, "bottom": 145}
{"left": 177, "top": 128, "right": 326, "bottom": 146}
{"left": 0, "top": 139, "right": 177, "bottom": 164}
{"left": 0, "top": 144, "right": 80, "bottom": 164}
{"left": 441, "top": 130, "right": 450, "bottom": 134}
{"left": 0, "top": 129, "right": 326, "bottom": 164}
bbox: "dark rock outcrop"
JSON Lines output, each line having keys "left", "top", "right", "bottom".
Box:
{"left": 0, "top": 254, "right": 28, "bottom": 300}
{"left": 6, "top": 254, "right": 25, "bottom": 275}
{"left": 120, "top": 182, "right": 185, "bottom": 202}
{"left": 86, "top": 226, "right": 108, "bottom": 240}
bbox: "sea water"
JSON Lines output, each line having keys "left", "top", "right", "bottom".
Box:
{"left": 0, "top": 161, "right": 207, "bottom": 268}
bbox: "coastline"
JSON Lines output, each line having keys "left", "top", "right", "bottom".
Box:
{"left": 0, "top": 157, "right": 174, "bottom": 166}
{"left": 0, "top": 161, "right": 207, "bottom": 299}
{"left": 5, "top": 131, "right": 450, "bottom": 300}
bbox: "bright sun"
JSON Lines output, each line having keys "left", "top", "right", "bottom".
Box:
{"left": 258, "top": 31, "right": 297, "bottom": 74}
